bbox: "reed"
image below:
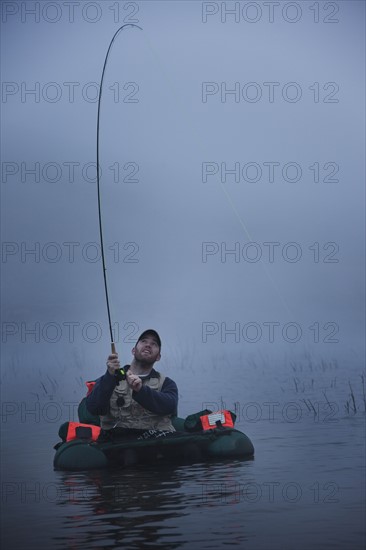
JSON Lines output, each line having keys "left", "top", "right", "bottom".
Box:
{"left": 308, "top": 399, "right": 318, "bottom": 416}
{"left": 360, "top": 374, "right": 366, "bottom": 412}
{"left": 302, "top": 398, "right": 317, "bottom": 416}
{"left": 302, "top": 399, "right": 311, "bottom": 412}
{"left": 348, "top": 381, "right": 357, "bottom": 413}
{"left": 322, "top": 390, "right": 332, "bottom": 409}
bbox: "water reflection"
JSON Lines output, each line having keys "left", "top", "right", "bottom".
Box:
{"left": 52, "top": 459, "right": 253, "bottom": 549}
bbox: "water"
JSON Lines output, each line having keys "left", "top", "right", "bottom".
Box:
{"left": 1, "top": 351, "right": 365, "bottom": 549}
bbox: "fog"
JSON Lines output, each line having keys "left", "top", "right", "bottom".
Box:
{"left": 2, "top": 1, "right": 365, "bottom": 376}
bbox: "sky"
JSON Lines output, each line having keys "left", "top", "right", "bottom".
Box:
{"left": 1, "top": 0, "right": 365, "bottom": 371}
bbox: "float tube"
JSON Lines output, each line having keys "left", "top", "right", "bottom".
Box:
{"left": 54, "top": 402, "right": 254, "bottom": 471}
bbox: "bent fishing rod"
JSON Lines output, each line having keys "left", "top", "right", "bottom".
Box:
{"left": 96, "top": 24, "right": 142, "bottom": 355}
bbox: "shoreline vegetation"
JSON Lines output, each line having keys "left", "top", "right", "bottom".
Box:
{"left": 2, "top": 350, "right": 365, "bottom": 422}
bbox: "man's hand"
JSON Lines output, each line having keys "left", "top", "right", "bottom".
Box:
{"left": 126, "top": 370, "right": 142, "bottom": 392}
{"left": 106, "top": 353, "right": 120, "bottom": 376}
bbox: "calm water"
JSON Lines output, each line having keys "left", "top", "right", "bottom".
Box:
{"left": 1, "top": 351, "right": 365, "bottom": 549}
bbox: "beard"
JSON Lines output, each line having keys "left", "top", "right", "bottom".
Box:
{"left": 133, "top": 348, "right": 159, "bottom": 367}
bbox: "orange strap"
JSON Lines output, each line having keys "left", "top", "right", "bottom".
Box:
{"left": 85, "top": 381, "right": 96, "bottom": 396}
{"left": 200, "top": 410, "right": 234, "bottom": 431}
{"left": 66, "top": 422, "right": 101, "bottom": 442}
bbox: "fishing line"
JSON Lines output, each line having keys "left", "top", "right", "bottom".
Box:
{"left": 140, "top": 33, "right": 294, "bottom": 318}
{"left": 96, "top": 24, "right": 142, "bottom": 354}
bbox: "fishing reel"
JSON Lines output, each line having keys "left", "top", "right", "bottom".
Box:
{"left": 110, "top": 343, "right": 126, "bottom": 381}
{"left": 115, "top": 366, "right": 127, "bottom": 381}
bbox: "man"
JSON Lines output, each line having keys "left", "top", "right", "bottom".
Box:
{"left": 86, "top": 330, "right": 178, "bottom": 432}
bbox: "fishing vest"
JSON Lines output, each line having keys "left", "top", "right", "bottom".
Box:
{"left": 100, "top": 371, "right": 175, "bottom": 432}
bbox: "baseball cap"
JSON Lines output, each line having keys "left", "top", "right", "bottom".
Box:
{"left": 137, "top": 329, "right": 161, "bottom": 349}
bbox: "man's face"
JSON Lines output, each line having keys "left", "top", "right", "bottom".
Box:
{"left": 132, "top": 335, "right": 161, "bottom": 365}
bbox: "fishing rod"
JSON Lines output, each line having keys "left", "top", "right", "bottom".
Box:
{"left": 96, "top": 24, "right": 143, "bottom": 354}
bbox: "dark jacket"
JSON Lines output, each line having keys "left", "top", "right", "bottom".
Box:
{"left": 86, "top": 365, "right": 178, "bottom": 417}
